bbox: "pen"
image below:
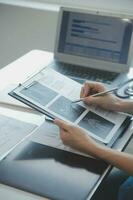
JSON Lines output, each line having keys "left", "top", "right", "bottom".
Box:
{"left": 45, "top": 116, "right": 55, "bottom": 123}
{"left": 72, "top": 87, "right": 118, "bottom": 103}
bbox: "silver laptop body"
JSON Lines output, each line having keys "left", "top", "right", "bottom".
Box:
{"left": 50, "top": 7, "right": 133, "bottom": 86}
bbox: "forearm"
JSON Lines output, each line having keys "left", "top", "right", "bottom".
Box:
{"left": 92, "top": 145, "right": 133, "bottom": 175}
{"left": 116, "top": 100, "right": 133, "bottom": 115}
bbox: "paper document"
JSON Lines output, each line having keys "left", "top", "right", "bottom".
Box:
{"left": 0, "top": 106, "right": 43, "bottom": 160}
{"left": 9, "top": 67, "right": 130, "bottom": 145}
{"left": 30, "top": 120, "right": 93, "bottom": 158}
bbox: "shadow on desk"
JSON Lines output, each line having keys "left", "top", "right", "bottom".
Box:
{"left": 0, "top": 141, "right": 108, "bottom": 200}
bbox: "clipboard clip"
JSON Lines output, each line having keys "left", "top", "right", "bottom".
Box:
{"left": 18, "top": 81, "right": 37, "bottom": 90}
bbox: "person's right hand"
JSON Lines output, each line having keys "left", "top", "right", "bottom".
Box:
{"left": 80, "top": 82, "right": 122, "bottom": 111}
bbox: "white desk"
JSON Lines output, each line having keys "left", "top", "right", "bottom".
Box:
{"left": 0, "top": 50, "right": 133, "bottom": 200}
{"left": 0, "top": 50, "right": 52, "bottom": 200}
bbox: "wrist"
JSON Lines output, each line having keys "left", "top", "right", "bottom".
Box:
{"left": 113, "top": 99, "right": 125, "bottom": 112}
{"left": 92, "top": 144, "right": 111, "bottom": 160}
{"left": 116, "top": 100, "right": 133, "bottom": 114}
{"left": 85, "top": 141, "right": 104, "bottom": 158}
{"left": 84, "top": 138, "right": 112, "bottom": 160}
{"left": 92, "top": 144, "right": 105, "bottom": 158}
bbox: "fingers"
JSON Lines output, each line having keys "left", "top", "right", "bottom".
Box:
{"left": 83, "top": 82, "right": 91, "bottom": 97}
{"left": 83, "top": 96, "right": 102, "bottom": 106}
{"left": 54, "top": 120, "right": 70, "bottom": 145}
{"left": 80, "top": 86, "right": 85, "bottom": 98}
{"left": 54, "top": 119, "right": 70, "bottom": 131}
{"left": 80, "top": 82, "right": 106, "bottom": 98}
{"left": 59, "top": 129, "right": 68, "bottom": 144}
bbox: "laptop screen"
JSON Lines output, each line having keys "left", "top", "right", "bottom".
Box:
{"left": 57, "top": 10, "right": 133, "bottom": 64}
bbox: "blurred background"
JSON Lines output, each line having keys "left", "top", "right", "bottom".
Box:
{"left": 0, "top": 0, "right": 133, "bottom": 69}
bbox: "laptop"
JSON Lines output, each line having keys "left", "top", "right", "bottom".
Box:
{"left": 50, "top": 7, "right": 133, "bottom": 85}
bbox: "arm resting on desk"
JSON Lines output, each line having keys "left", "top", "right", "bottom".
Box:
{"left": 54, "top": 119, "right": 133, "bottom": 175}
{"left": 93, "top": 144, "right": 133, "bottom": 175}
{"left": 55, "top": 82, "right": 133, "bottom": 175}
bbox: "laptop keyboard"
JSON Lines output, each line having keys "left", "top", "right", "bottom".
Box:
{"left": 50, "top": 61, "right": 119, "bottom": 84}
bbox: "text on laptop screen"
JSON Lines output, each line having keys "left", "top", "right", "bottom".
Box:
{"left": 58, "top": 11, "right": 133, "bottom": 64}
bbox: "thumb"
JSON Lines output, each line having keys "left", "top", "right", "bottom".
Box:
{"left": 54, "top": 119, "right": 70, "bottom": 130}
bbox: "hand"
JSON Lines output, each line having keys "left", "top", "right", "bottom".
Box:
{"left": 80, "top": 82, "right": 122, "bottom": 111}
{"left": 54, "top": 119, "right": 99, "bottom": 156}
{"left": 54, "top": 119, "right": 133, "bottom": 175}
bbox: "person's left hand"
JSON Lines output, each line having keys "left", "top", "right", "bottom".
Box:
{"left": 54, "top": 119, "right": 99, "bottom": 156}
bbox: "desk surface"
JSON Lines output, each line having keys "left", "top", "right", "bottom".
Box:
{"left": 0, "top": 50, "right": 133, "bottom": 200}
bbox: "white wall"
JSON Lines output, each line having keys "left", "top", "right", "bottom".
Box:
{"left": 0, "top": 3, "right": 58, "bottom": 68}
